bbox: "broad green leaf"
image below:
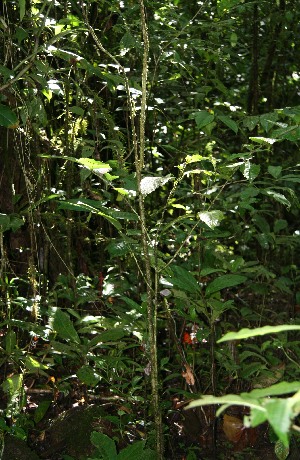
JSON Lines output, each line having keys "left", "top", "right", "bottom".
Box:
{"left": 0, "top": 104, "right": 18, "bottom": 128}
{"left": 206, "top": 274, "right": 246, "bottom": 296}
{"left": 170, "top": 265, "right": 200, "bottom": 294}
{"left": 24, "top": 356, "right": 48, "bottom": 371}
{"left": 193, "top": 110, "right": 215, "bottom": 130}
{"left": 50, "top": 340, "right": 78, "bottom": 356}
{"left": 120, "top": 31, "right": 137, "bottom": 49}
{"left": 77, "top": 365, "right": 100, "bottom": 386}
{"left": 0, "top": 213, "right": 10, "bottom": 232}
{"left": 78, "top": 158, "right": 111, "bottom": 176}
{"left": 265, "top": 398, "right": 292, "bottom": 447}
{"left": 91, "top": 329, "right": 125, "bottom": 343}
{"left": 246, "top": 382, "right": 300, "bottom": 399}
{"left": 5, "top": 330, "right": 16, "bottom": 353}
{"left": 51, "top": 308, "right": 80, "bottom": 344}
{"left": 264, "top": 190, "right": 291, "bottom": 208}
{"left": 69, "top": 106, "right": 85, "bottom": 116}
{"left": 218, "top": 115, "right": 238, "bottom": 133}
{"left": 274, "top": 219, "right": 287, "bottom": 233}
{"left": 198, "top": 210, "right": 225, "bottom": 229}
{"left": 218, "top": 325, "right": 300, "bottom": 343}
{"left": 260, "top": 112, "right": 278, "bottom": 133}
{"left": 243, "top": 115, "right": 259, "bottom": 131}
{"left": 185, "top": 154, "right": 206, "bottom": 164}
{"left": 140, "top": 175, "right": 172, "bottom": 196}
{"left": 117, "top": 440, "right": 146, "bottom": 460}
{"left": 268, "top": 165, "right": 282, "bottom": 178}
{"left": 34, "top": 400, "right": 52, "bottom": 424}
{"left": 19, "top": 0, "right": 25, "bottom": 20}
{"left": 2, "top": 374, "right": 23, "bottom": 396}
{"left": 241, "top": 161, "right": 260, "bottom": 182}
{"left": 90, "top": 431, "right": 117, "bottom": 460}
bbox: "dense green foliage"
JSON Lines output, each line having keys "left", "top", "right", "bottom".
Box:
{"left": 1, "top": 0, "right": 300, "bottom": 458}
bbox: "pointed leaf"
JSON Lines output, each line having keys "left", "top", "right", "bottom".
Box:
{"left": 206, "top": 274, "right": 246, "bottom": 296}
{"left": 192, "top": 110, "right": 215, "bottom": 129}
{"left": 268, "top": 166, "right": 282, "bottom": 179}
{"left": 199, "top": 210, "right": 225, "bottom": 229}
{"left": 51, "top": 308, "right": 80, "bottom": 344}
{"left": 117, "top": 440, "right": 146, "bottom": 460}
{"left": 90, "top": 431, "right": 117, "bottom": 460}
{"left": 0, "top": 104, "right": 18, "bottom": 128}
{"left": 170, "top": 265, "right": 200, "bottom": 294}
{"left": 218, "top": 115, "right": 238, "bottom": 133}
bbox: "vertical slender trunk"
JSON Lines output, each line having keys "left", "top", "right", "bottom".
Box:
{"left": 136, "top": 2, "right": 163, "bottom": 458}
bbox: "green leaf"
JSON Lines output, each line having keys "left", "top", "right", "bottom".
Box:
{"left": 243, "top": 115, "right": 259, "bottom": 131}
{"left": 218, "top": 325, "right": 300, "bottom": 343}
{"left": 2, "top": 374, "right": 23, "bottom": 396}
{"left": 264, "top": 190, "right": 291, "bottom": 208}
{"left": 0, "top": 213, "right": 10, "bottom": 232}
{"left": 265, "top": 398, "right": 292, "bottom": 447}
{"left": 260, "top": 112, "right": 278, "bottom": 133}
{"left": 246, "top": 382, "right": 300, "bottom": 399}
{"left": 241, "top": 161, "right": 260, "bottom": 182}
{"left": 218, "top": 115, "right": 238, "bottom": 133}
{"left": 274, "top": 439, "right": 290, "bottom": 460}
{"left": 69, "top": 106, "right": 85, "bottom": 116}
{"left": 268, "top": 166, "right": 282, "bottom": 178}
{"left": 186, "top": 394, "right": 263, "bottom": 412}
{"left": 198, "top": 210, "right": 225, "bottom": 229}
{"left": 0, "top": 104, "right": 18, "bottom": 128}
{"left": 192, "top": 110, "right": 215, "bottom": 130}
{"left": 77, "top": 365, "right": 100, "bottom": 386}
{"left": 50, "top": 308, "right": 80, "bottom": 344}
{"left": 90, "top": 431, "right": 117, "bottom": 460}
{"left": 91, "top": 329, "right": 125, "bottom": 343}
{"left": 34, "top": 400, "right": 52, "bottom": 424}
{"left": 250, "top": 137, "right": 278, "bottom": 145}
{"left": 24, "top": 356, "right": 48, "bottom": 371}
{"left": 274, "top": 219, "right": 287, "bottom": 233}
{"left": 5, "top": 330, "right": 16, "bottom": 353}
{"left": 57, "top": 200, "right": 122, "bottom": 230}
{"left": 206, "top": 274, "right": 246, "bottom": 296}
{"left": 19, "top": 0, "right": 25, "bottom": 20}
{"left": 117, "top": 441, "right": 146, "bottom": 460}
{"left": 140, "top": 175, "right": 172, "bottom": 196}
{"left": 170, "top": 265, "right": 200, "bottom": 294}
{"left": 78, "top": 158, "right": 112, "bottom": 175}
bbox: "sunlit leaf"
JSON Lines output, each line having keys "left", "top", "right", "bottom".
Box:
{"left": 198, "top": 210, "right": 225, "bottom": 229}
{"left": 250, "top": 137, "right": 278, "bottom": 145}
{"left": 218, "top": 325, "right": 300, "bottom": 343}
{"left": 264, "top": 190, "right": 291, "bottom": 208}
{"left": 241, "top": 161, "right": 260, "bottom": 182}
{"left": 140, "top": 175, "right": 172, "bottom": 196}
